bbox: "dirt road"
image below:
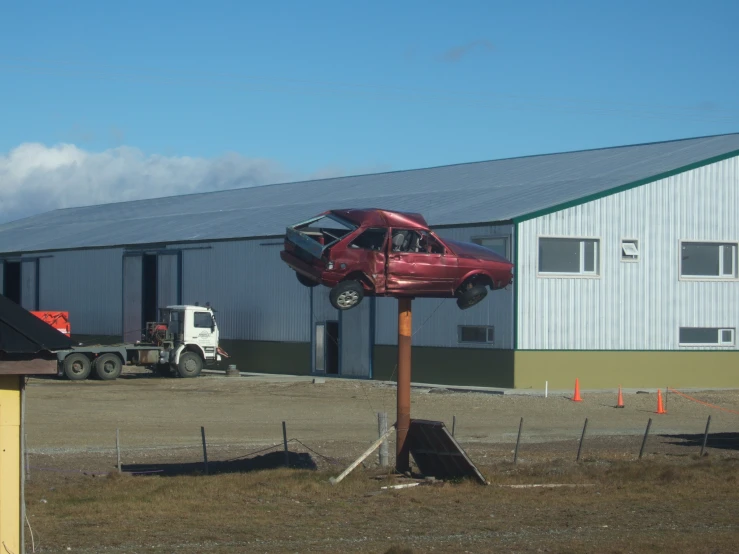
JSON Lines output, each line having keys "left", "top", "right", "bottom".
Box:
{"left": 26, "top": 374, "right": 738, "bottom": 460}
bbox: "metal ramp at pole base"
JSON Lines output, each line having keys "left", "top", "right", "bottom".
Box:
{"left": 407, "top": 419, "right": 488, "bottom": 485}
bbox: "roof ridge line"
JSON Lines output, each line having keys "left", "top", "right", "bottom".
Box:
{"left": 14, "top": 131, "right": 739, "bottom": 217}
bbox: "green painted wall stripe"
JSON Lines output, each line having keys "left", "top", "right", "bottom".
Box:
{"left": 512, "top": 149, "right": 739, "bottom": 223}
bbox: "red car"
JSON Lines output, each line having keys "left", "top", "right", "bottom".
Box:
{"left": 280, "top": 209, "right": 514, "bottom": 310}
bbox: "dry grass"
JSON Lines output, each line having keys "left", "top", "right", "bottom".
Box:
{"left": 26, "top": 454, "right": 739, "bottom": 553}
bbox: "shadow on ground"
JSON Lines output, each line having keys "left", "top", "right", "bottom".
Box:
{"left": 118, "top": 371, "right": 166, "bottom": 380}
{"left": 122, "top": 450, "right": 317, "bottom": 476}
{"left": 661, "top": 432, "right": 739, "bottom": 452}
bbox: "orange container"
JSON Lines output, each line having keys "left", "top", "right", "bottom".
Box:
{"left": 30, "top": 311, "right": 71, "bottom": 337}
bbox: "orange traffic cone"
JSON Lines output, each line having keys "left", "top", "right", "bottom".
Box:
{"left": 656, "top": 389, "right": 667, "bottom": 414}
{"left": 616, "top": 385, "right": 624, "bottom": 408}
{"left": 572, "top": 378, "right": 583, "bottom": 402}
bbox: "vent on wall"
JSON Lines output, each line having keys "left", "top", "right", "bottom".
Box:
{"left": 621, "top": 239, "right": 639, "bottom": 262}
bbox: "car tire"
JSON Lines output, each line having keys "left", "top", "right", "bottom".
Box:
{"left": 296, "top": 272, "right": 319, "bottom": 287}
{"left": 94, "top": 353, "right": 123, "bottom": 381}
{"left": 329, "top": 280, "right": 365, "bottom": 310}
{"left": 63, "top": 353, "right": 92, "bottom": 381}
{"left": 177, "top": 351, "right": 204, "bottom": 378}
{"left": 456, "top": 284, "right": 488, "bottom": 310}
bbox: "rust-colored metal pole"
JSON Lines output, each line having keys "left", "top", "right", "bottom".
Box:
{"left": 396, "top": 297, "right": 412, "bottom": 473}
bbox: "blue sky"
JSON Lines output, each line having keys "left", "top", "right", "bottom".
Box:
{"left": 0, "top": 1, "right": 737, "bottom": 221}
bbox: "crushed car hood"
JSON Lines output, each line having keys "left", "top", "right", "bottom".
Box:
{"left": 443, "top": 239, "right": 510, "bottom": 263}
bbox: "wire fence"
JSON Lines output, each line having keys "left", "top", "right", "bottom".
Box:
{"left": 22, "top": 403, "right": 739, "bottom": 482}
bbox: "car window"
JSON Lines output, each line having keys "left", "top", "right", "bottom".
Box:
{"left": 349, "top": 228, "right": 387, "bottom": 251}
{"left": 193, "top": 312, "right": 213, "bottom": 329}
{"left": 391, "top": 230, "right": 444, "bottom": 254}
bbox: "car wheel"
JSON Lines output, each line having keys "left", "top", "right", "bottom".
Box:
{"left": 456, "top": 283, "right": 488, "bottom": 310}
{"left": 296, "top": 272, "right": 319, "bottom": 287}
{"left": 330, "top": 280, "right": 365, "bottom": 310}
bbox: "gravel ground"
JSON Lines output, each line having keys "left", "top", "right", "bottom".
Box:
{"left": 24, "top": 372, "right": 739, "bottom": 472}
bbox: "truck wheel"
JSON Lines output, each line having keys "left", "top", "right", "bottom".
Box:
{"left": 456, "top": 283, "right": 488, "bottom": 310}
{"left": 94, "top": 353, "right": 122, "bottom": 381}
{"left": 296, "top": 272, "right": 319, "bottom": 287}
{"left": 177, "top": 352, "right": 203, "bottom": 378}
{"left": 63, "top": 354, "right": 92, "bottom": 380}
{"left": 329, "top": 280, "right": 364, "bottom": 310}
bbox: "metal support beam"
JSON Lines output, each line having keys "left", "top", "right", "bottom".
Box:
{"left": 396, "top": 297, "right": 412, "bottom": 473}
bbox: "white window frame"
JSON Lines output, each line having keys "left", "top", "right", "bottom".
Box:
{"left": 458, "top": 325, "right": 495, "bottom": 344}
{"left": 678, "top": 327, "right": 735, "bottom": 347}
{"left": 471, "top": 236, "right": 510, "bottom": 260}
{"left": 537, "top": 236, "right": 601, "bottom": 278}
{"left": 620, "top": 238, "right": 640, "bottom": 263}
{"left": 679, "top": 240, "right": 738, "bottom": 281}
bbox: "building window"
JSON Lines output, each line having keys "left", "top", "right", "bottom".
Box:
{"left": 680, "top": 242, "right": 737, "bottom": 279}
{"left": 538, "top": 237, "right": 600, "bottom": 276}
{"left": 679, "top": 327, "right": 735, "bottom": 346}
{"left": 458, "top": 325, "right": 494, "bottom": 344}
{"left": 472, "top": 236, "right": 509, "bottom": 260}
{"left": 621, "top": 239, "right": 639, "bottom": 262}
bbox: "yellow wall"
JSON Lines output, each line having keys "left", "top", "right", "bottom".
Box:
{"left": 515, "top": 351, "right": 739, "bottom": 390}
{"left": 0, "top": 375, "right": 21, "bottom": 554}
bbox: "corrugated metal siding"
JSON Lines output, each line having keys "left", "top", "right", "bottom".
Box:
{"left": 339, "top": 297, "right": 373, "bottom": 377}
{"left": 2, "top": 135, "right": 739, "bottom": 254}
{"left": 122, "top": 255, "right": 143, "bottom": 342}
{"left": 312, "top": 284, "right": 338, "bottom": 323}
{"left": 517, "top": 157, "right": 739, "bottom": 350}
{"left": 21, "top": 259, "right": 38, "bottom": 310}
{"left": 37, "top": 248, "right": 124, "bottom": 336}
{"left": 157, "top": 252, "right": 180, "bottom": 307}
{"left": 175, "top": 240, "right": 310, "bottom": 342}
{"left": 375, "top": 224, "right": 515, "bottom": 348}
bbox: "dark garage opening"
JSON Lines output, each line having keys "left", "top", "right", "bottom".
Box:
{"left": 142, "top": 254, "right": 158, "bottom": 326}
{"left": 3, "top": 261, "right": 21, "bottom": 304}
{"left": 326, "top": 320, "right": 339, "bottom": 375}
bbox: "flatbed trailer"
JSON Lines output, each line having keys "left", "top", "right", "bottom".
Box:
{"left": 55, "top": 343, "right": 166, "bottom": 381}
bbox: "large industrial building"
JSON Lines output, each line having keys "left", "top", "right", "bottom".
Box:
{"left": 1, "top": 133, "right": 738, "bottom": 389}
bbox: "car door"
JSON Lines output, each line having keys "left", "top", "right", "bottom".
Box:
{"left": 386, "top": 229, "right": 457, "bottom": 294}
{"left": 342, "top": 227, "right": 389, "bottom": 292}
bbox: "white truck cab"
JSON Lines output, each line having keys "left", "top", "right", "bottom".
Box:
{"left": 153, "top": 305, "right": 224, "bottom": 377}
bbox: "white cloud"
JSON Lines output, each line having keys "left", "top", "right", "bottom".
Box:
{"left": 0, "top": 143, "right": 290, "bottom": 224}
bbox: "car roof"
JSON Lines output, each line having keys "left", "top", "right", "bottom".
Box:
{"left": 330, "top": 209, "right": 429, "bottom": 229}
